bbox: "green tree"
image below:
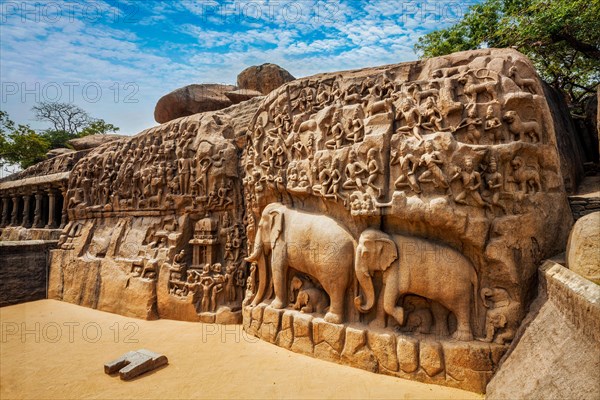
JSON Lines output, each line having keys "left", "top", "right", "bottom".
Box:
{"left": 415, "top": 0, "right": 600, "bottom": 108}
{"left": 0, "top": 111, "right": 50, "bottom": 169}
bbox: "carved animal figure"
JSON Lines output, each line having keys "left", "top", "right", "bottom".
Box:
{"left": 293, "top": 287, "right": 329, "bottom": 314}
{"left": 509, "top": 156, "right": 542, "bottom": 194}
{"left": 245, "top": 203, "right": 355, "bottom": 324}
{"left": 458, "top": 72, "right": 498, "bottom": 104}
{"left": 354, "top": 228, "right": 479, "bottom": 340}
{"left": 503, "top": 110, "right": 541, "bottom": 143}
{"left": 148, "top": 189, "right": 163, "bottom": 208}
{"left": 404, "top": 306, "right": 433, "bottom": 334}
{"left": 366, "top": 98, "right": 392, "bottom": 117}
{"left": 478, "top": 287, "right": 520, "bottom": 344}
{"left": 508, "top": 66, "right": 537, "bottom": 94}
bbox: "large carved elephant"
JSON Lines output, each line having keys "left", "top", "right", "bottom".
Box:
{"left": 354, "top": 228, "right": 479, "bottom": 340}
{"left": 245, "top": 203, "right": 354, "bottom": 324}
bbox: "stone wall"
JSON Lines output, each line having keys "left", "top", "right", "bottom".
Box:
{"left": 486, "top": 262, "right": 600, "bottom": 399}
{"left": 0, "top": 240, "right": 56, "bottom": 306}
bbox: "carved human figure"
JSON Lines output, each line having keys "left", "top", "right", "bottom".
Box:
{"left": 343, "top": 150, "right": 368, "bottom": 192}
{"left": 366, "top": 148, "right": 383, "bottom": 198}
{"left": 451, "top": 157, "right": 491, "bottom": 208}
{"left": 211, "top": 283, "right": 223, "bottom": 312}
{"left": 199, "top": 277, "right": 215, "bottom": 312}
{"left": 177, "top": 149, "right": 194, "bottom": 195}
{"left": 453, "top": 108, "right": 482, "bottom": 144}
{"left": 484, "top": 105, "right": 504, "bottom": 144}
{"left": 391, "top": 143, "right": 421, "bottom": 193}
{"left": 418, "top": 141, "right": 449, "bottom": 189}
{"left": 325, "top": 110, "right": 345, "bottom": 150}
{"left": 420, "top": 97, "right": 445, "bottom": 132}
{"left": 395, "top": 98, "right": 423, "bottom": 141}
{"left": 484, "top": 158, "right": 508, "bottom": 214}
{"left": 345, "top": 108, "right": 364, "bottom": 144}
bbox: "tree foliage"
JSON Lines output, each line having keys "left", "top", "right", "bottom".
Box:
{"left": 415, "top": 0, "right": 600, "bottom": 108}
{"left": 1, "top": 104, "right": 120, "bottom": 170}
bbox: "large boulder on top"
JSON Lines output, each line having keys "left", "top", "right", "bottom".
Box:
{"left": 154, "top": 84, "right": 237, "bottom": 123}
{"left": 68, "top": 134, "right": 126, "bottom": 151}
{"left": 237, "top": 63, "right": 295, "bottom": 95}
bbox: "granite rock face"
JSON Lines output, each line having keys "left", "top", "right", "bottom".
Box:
{"left": 566, "top": 211, "right": 600, "bottom": 284}
{"left": 68, "top": 134, "right": 127, "bottom": 151}
{"left": 237, "top": 63, "right": 295, "bottom": 95}
{"left": 154, "top": 84, "right": 237, "bottom": 123}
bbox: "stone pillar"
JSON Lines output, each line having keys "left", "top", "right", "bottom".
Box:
{"left": 1, "top": 196, "right": 9, "bottom": 227}
{"left": 10, "top": 195, "right": 19, "bottom": 226}
{"left": 45, "top": 189, "right": 56, "bottom": 229}
{"left": 59, "top": 186, "right": 68, "bottom": 229}
{"left": 33, "top": 192, "right": 44, "bottom": 228}
{"left": 21, "top": 194, "right": 32, "bottom": 227}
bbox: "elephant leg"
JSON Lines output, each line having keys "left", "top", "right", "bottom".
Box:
{"left": 431, "top": 302, "right": 450, "bottom": 337}
{"left": 271, "top": 264, "right": 287, "bottom": 309}
{"left": 451, "top": 302, "right": 473, "bottom": 341}
{"left": 324, "top": 289, "right": 344, "bottom": 324}
{"left": 383, "top": 288, "right": 404, "bottom": 326}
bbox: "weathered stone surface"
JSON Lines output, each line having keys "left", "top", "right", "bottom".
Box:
{"left": 259, "top": 307, "right": 283, "bottom": 343}
{"left": 396, "top": 336, "right": 419, "bottom": 373}
{"left": 224, "top": 89, "right": 263, "bottom": 104}
{"left": 275, "top": 310, "right": 294, "bottom": 349}
{"left": 68, "top": 134, "right": 126, "bottom": 151}
{"left": 236, "top": 63, "right": 295, "bottom": 95}
{"left": 47, "top": 148, "right": 75, "bottom": 158}
{"left": 104, "top": 349, "right": 168, "bottom": 380}
{"left": 312, "top": 318, "right": 345, "bottom": 361}
{"left": 341, "top": 327, "right": 377, "bottom": 372}
{"left": 487, "top": 262, "right": 600, "bottom": 399}
{"left": 419, "top": 341, "right": 444, "bottom": 377}
{"left": 154, "top": 84, "right": 236, "bottom": 123}
{"left": 290, "top": 312, "right": 313, "bottom": 355}
{"left": 566, "top": 211, "right": 600, "bottom": 284}
{"left": 367, "top": 331, "right": 399, "bottom": 372}
{"left": 215, "top": 307, "right": 242, "bottom": 324}
{"left": 0, "top": 240, "right": 56, "bottom": 307}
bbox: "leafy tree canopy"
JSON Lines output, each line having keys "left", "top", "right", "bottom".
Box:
{"left": 415, "top": 0, "right": 600, "bottom": 108}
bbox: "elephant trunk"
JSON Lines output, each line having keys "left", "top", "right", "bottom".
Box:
{"left": 354, "top": 266, "right": 375, "bottom": 313}
{"left": 245, "top": 236, "right": 262, "bottom": 263}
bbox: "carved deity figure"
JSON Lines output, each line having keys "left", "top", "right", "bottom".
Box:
{"left": 325, "top": 110, "right": 345, "bottom": 150}
{"left": 177, "top": 148, "right": 194, "bottom": 195}
{"left": 418, "top": 141, "right": 449, "bottom": 189}
{"left": 451, "top": 157, "right": 491, "bottom": 208}
{"left": 484, "top": 105, "right": 504, "bottom": 144}
{"left": 345, "top": 108, "right": 365, "bottom": 144}
{"left": 420, "top": 97, "right": 445, "bottom": 132}
{"left": 395, "top": 98, "right": 424, "bottom": 141}
{"left": 391, "top": 143, "right": 421, "bottom": 193}
{"left": 343, "top": 150, "right": 368, "bottom": 192}
{"left": 453, "top": 108, "right": 482, "bottom": 144}
{"left": 484, "top": 158, "right": 507, "bottom": 214}
{"left": 366, "top": 148, "right": 383, "bottom": 198}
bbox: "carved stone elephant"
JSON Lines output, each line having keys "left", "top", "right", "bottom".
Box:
{"left": 478, "top": 287, "right": 520, "bottom": 344}
{"left": 245, "top": 203, "right": 354, "bottom": 324}
{"left": 293, "top": 287, "right": 329, "bottom": 314}
{"left": 354, "top": 228, "right": 479, "bottom": 340}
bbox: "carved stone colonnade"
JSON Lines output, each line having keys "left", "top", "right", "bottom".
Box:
{"left": 0, "top": 173, "right": 69, "bottom": 230}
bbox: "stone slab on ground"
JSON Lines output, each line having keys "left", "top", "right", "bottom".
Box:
{"left": 104, "top": 349, "right": 168, "bottom": 380}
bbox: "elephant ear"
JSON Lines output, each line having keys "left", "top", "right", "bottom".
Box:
{"left": 268, "top": 210, "right": 284, "bottom": 245}
{"left": 375, "top": 238, "right": 398, "bottom": 271}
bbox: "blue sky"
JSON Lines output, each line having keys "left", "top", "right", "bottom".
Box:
{"left": 0, "top": 0, "right": 477, "bottom": 136}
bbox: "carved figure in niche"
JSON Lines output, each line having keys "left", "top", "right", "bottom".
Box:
{"left": 177, "top": 149, "right": 194, "bottom": 195}
{"left": 451, "top": 157, "right": 491, "bottom": 209}
{"left": 325, "top": 110, "right": 345, "bottom": 150}
{"left": 294, "top": 287, "right": 329, "bottom": 314}
{"left": 199, "top": 277, "right": 215, "bottom": 312}
{"left": 306, "top": 133, "right": 315, "bottom": 160}
{"left": 508, "top": 66, "right": 537, "bottom": 94}
{"left": 286, "top": 162, "right": 299, "bottom": 189}
{"left": 395, "top": 98, "right": 424, "bottom": 142}
{"left": 484, "top": 105, "right": 505, "bottom": 144}
{"left": 366, "top": 148, "right": 383, "bottom": 198}
{"left": 507, "top": 156, "right": 542, "bottom": 194}
{"left": 298, "top": 169, "right": 311, "bottom": 189}
{"left": 420, "top": 97, "right": 445, "bottom": 132}
{"left": 484, "top": 157, "right": 508, "bottom": 214}
{"left": 245, "top": 203, "right": 355, "bottom": 324}
{"left": 313, "top": 156, "right": 332, "bottom": 197}
{"left": 391, "top": 142, "right": 421, "bottom": 194}
{"left": 343, "top": 149, "right": 368, "bottom": 192}
{"left": 418, "top": 141, "right": 449, "bottom": 189}
{"left": 458, "top": 70, "right": 498, "bottom": 106}
{"left": 289, "top": 275, "right": 309, "bottom": 303}
{"left": 354, "top": 229, "right": 479, "bottom": 340}
{"left": 345, "top": 108, "right": 365, "bottom": 144}
{"left": 217, "top": 180, "right": 233, "bottom": 207}
{"left": 479, "top": 287, "right": 519, "bottom": 344}
{"left": 211, "top": 283, "right": 223, "bottom": 312}
{"left": 503, "top": 110, "right": 541, "bottom": 143}
{"left": 453, "top": 108, "right": 482, "bottom": 144}
{"left": 403, "top": 304, "right": 433, "bottom": 334}
{"left": 288, "top": 132, "right": 307, "bottom": 159}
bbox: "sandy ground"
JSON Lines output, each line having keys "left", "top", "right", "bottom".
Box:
{"left": 0, "top": 300, "right": 481, "bottom": 400}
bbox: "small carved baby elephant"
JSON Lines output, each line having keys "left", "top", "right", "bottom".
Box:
{"left": 293, "top": 288, "right": 329, "bottom": 314}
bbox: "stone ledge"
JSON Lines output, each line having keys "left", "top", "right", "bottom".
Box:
{"left": 242, "top": 306, "right": 507, "bottom": 394}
